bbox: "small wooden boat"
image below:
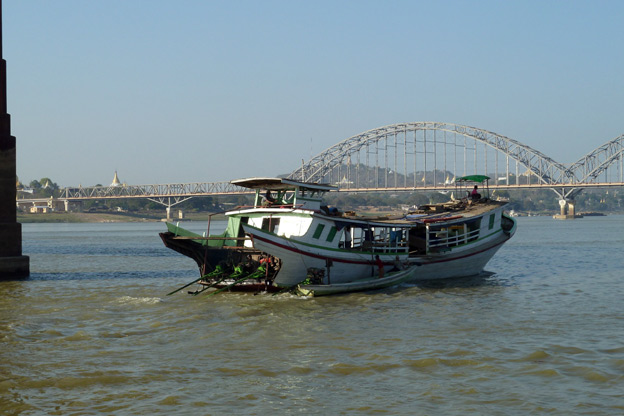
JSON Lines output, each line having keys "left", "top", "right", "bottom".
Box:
{"left": 297, "top": 265, "right": 419, "bottom": 296}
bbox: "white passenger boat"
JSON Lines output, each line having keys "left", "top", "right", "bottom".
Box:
{"left": 160, "top": 176, "right": 516, "bottom": 296}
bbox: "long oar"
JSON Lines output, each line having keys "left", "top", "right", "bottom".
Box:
{"left": 192, "top": 274, "right": 230, "bottom": 296}
{"left": 205, "top": 274, "right": 253, "bottom": 297}
{"left": 166, "top": 275, "right": 206, "bottom": 296}
{"left": 167, "top": 265, "right": 225, "bottom": 296}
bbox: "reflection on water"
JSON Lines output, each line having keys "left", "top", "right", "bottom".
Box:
{"left": 0, "top": 218, "right": 623, "bottom": 415}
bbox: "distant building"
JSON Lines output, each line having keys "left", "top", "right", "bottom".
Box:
{"left": 29, "top": 206, "right": 52, "bottom": 214}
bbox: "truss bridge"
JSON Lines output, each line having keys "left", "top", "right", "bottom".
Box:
{"left": 19, "top": 122, "right": 624, "bottom": 219}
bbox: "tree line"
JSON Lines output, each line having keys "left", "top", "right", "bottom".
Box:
{"left": 17, "top": 176, "right": 624, "bottom": 215}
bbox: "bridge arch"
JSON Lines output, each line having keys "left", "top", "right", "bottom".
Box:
{"left": 568, "top": 134, "right": 624, "bottom": 184}
{"left": 288, "top": 122, "right": 573, "bottom": 187}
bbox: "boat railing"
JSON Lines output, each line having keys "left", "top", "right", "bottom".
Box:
{"left": 428, "top": 228, "right": 480, "bottom": 251}
{"left": 349, "top": 239, "right": 409, "bottom": 254}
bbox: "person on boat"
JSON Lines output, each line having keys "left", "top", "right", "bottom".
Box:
{"left": 375, "top": 255, "right": 385, "bottom": 279}
{"left": 471, "top": 185, "right": 481, "bottom": 201}
{"left": 263, "top": 190, "right": 276, "bottom": 206}
{"left": 392, "top": 256, "right": 404, "bottom": 271}
{"left": 259, "top": 255, "right": 272, "bottom": 271}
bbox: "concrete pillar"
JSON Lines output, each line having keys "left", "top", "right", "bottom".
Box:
{"left": 554, "top": 198, "right": 579, "bottom": 220}
{"left": 0, "top": 2, "right": 29, "bottom": 278}
{"left": 166, "top": 206, "right": 171, "bottom": 221}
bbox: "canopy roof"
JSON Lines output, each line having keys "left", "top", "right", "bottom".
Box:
{"left": 456, "top": 175, "right": 490, "bottom": 183}
{"left": 231, "top": 177, "right": 336, "bottom": 192}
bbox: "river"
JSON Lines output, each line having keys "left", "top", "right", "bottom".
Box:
{"left": 1, "top": 216, "right": 623, "bottom": 415}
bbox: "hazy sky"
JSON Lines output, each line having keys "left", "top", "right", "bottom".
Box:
{"left": 5, "top": 0, "right": 624, "bottom": 187}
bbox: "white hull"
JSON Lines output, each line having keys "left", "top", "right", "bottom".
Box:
{"left": 244, "top": 217, "right": 514, "bottom": 287}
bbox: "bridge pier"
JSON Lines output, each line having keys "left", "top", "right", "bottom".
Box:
{"left": 553, "top": 199, "right": 582, "bottom": 220}
{"left": 164, "top": 206, "right": 185, "bottom": 221}
{"left": 0, "top": 4, "right": 29, "bottom": 279}
{"left": 552, "top": 188, "right": 583, "bottom": 220}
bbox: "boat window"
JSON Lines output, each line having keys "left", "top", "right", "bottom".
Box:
{"left": 326, "top": 226, "right": 338, "bottom": 242}
{"left": 466, "top": 219, "right": 481, "bottom": 241}
{"left": 408, "top": 225, "right": 427, "bottom": 255}
{"left": 312, "top": 224, "right": 325, "bottom": 239}
{"left": 339, "top": 227, "right": 352, "bottom": 248}
{"left": 261, "top": 217, "right": 280, "bottom": 233}
{"left": 488, "top": 213, "right": 495, "bottom": 230}
{"left": 282, "top": 191, "right": 295, "bottom": 204}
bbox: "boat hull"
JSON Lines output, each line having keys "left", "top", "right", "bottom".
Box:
{"left": 159, "top": 231, "right": 261, "bottom": 274}
{"left": 405, "top": 231, "right": 510, "bottom": 280}
{"left": 243, "top": 218, "right": 514, "bottom": 287}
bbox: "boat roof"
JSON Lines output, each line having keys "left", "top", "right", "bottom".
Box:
{"left": 231, "top": 177, "right": 336, "bottom": 192}
{"left": 456, "top": 175, "right": 490, "bottom": 183}
{"left": 326, "top": 199, "right": 508, "bottom": 227}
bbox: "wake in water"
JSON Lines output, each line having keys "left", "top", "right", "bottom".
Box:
{"left": 114, "top": 295, "right": 163, "bottom": 305}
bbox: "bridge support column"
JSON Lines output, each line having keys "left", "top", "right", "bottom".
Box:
{"left": 553, "top": 199, "right": 581, "bottom": 220}
{"left": 166, "top": 206, "right": 171, "bottom": 221}
{"left": 0, "top": 6, "right": 29, "bottom": 279}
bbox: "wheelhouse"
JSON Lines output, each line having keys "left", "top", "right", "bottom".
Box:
{"left": 231, "top": 177, "right": 335, "bottom": 211}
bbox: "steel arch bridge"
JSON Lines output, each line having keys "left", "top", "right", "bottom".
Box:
{"left": 568, "top": 133, "right": 624, "bottom": 183}
{"left": 46, "top": 121, "right": 623, "bottom": 216}
{"left": 287, "top": 122, "right": 624, "bottom": 194}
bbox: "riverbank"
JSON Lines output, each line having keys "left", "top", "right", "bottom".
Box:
{"left": 17, "top": 211, "right": 220, "bottom": 223}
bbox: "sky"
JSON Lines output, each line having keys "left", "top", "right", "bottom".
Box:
{"left": 5, "top": 0, "right": 624, "bottom": 187}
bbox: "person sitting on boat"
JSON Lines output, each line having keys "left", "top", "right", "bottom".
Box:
{"left": 375, "top": 255, "right": 385, "bottom": 279}
{"left": 263, "top": 190, "right": 276, "bottom": 206}
{"left": 470, "top": 185, "right": 481, "bottom": 201}
{"left": 392, "top": 255, "right": 404, "bottom": 271}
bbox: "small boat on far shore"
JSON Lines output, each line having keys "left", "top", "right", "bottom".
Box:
{"left": 578, "top": 212, "right": 606, "bottom": 217}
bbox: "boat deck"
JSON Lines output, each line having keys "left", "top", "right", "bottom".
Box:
{"left": 335, "top": 199, "right": 507, "bottom": 225}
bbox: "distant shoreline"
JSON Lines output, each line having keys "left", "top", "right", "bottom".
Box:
{"left": 16, "top": 209, "right": 619, "bottom": 224}
{"left": 17, "top": 211, "right": 221, "bottom": 223}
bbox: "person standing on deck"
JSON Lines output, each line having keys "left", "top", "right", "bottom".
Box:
{"left": 375, "top": 255, "right": 384, "bottom": 279}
